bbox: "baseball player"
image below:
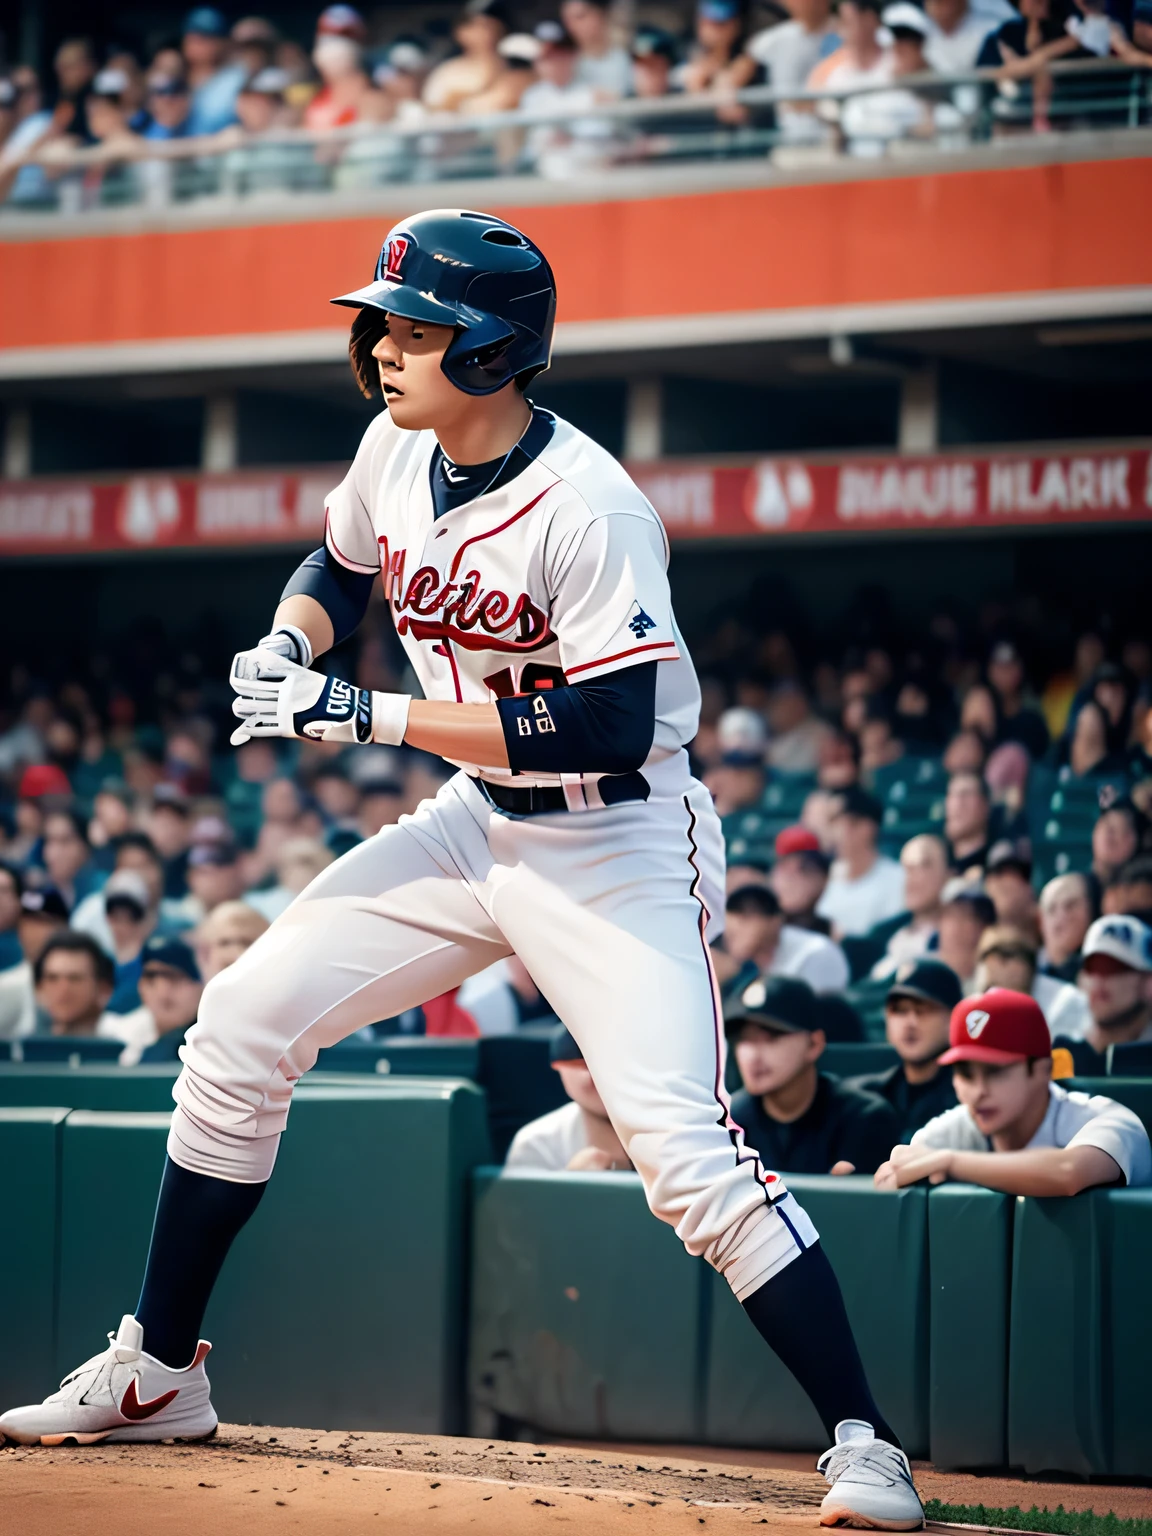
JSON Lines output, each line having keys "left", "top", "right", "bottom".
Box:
{"left": 0, "top": 209, "right": 922, "bottom": 1530}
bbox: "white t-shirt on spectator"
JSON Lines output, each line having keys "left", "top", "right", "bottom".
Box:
{"left": 870, "top": 920, "right": 937, "bottom": 980}
{"left": 770, "top": 924, "right": 851, "bottom": 993}
{"left": 0, "top": 960, "right": 35, "bottom": 1039}
{"left": 573, "top": 47, "right": 633, "bottom": 99}
{"left": 924, "top": 8, "right": 998, "bottom": 72}
{"left": 1033, "top": 972, "right": 1092, "bottom": 1041}
{"left": 912, "top": 1082, "right": 1152, "bottom": 1187}
{"left": 505, "top": 1100, "right": 588, "bottom": 1170}
{"left": 817, "top": 854, "right": 907, "bottom": 937}
{"left": 747, "top": 20, "right": 838, "bottom": 140}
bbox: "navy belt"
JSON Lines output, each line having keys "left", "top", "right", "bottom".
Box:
{"left": 474, "top": 771, "right": 650, "bottom": 816}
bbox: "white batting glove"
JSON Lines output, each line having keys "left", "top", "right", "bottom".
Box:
{"left": 229, "top": 650, "right": 410, "bottom": 748}
{"left": 229, "top": 626, "right": 314, "bottom": 699}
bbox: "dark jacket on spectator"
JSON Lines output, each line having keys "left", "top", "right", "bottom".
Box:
{"left": 845, "top": 1064, "right": 958, "bottom": 1143}
{"left": 730, "top": 1074, "right": 899, "bottom": 1175}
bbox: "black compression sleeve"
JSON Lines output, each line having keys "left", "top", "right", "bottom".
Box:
{"left": 280, "top": 546, "right": 376, "bottom": 646}
{"left": 497, "top": 662, "right": 657, "bottom": 775}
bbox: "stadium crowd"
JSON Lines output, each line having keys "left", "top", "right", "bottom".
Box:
{"left": 2, "top": 594, "right": 1152, "bottom": 1192}
{"left": 2, "top": 0, "right": 1149, "bottom": 204}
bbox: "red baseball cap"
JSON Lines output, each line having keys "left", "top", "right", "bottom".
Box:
{"left": 775, "top": 825, "right": 821, "bottom": 858}
{"left": 17, "top": 764, "right": 71, "bottom": 800}
{"left": 939, "top": 988, "right": 1051, "bottom": 1066}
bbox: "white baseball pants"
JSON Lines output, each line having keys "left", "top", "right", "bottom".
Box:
{"left": 171, "top": 767, "right": 816, "bottom": 1300}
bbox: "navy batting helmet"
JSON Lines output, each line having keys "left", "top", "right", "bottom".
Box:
{"left": 333, "top": 207, "right": 556, "bottom": 398}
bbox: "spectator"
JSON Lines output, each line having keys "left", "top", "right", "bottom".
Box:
{"left": 187, "top": 838, "right": 246, "bottom": 918}
{"left": 39, "top": 808, "right": 102, "bottom": 910}
{"left": 858, "top": 703, "right": 906, "bottom": 778}
{"left": 245, "top": 838, "right": 335, "bottom": 922}
{"left": 943, "top": 727, "right": 988, "bottom": 778}
{"left": 847, "top": 960, "right": 963, "bottom": 1139}
{"left": 88, "top": 780, "right": 134, "bottom": 865}
{"left": 33, "top": 932, "right": 115, "bottom": 1039}
{"left": 0, "top": 888, "right": 70, "bottom": 1039}
{"left": 875, "top": 989, "right": 1150, "bottom": 1193}
{"left": 101, "top": 869, "right": 159, "bottom": 1013}
{"left": 458, "top": 954, "right": 558, "bottom": 1035}
{"left": 975, "top": 924, "right": 1092, "bottom": 1040}
{"left": 743, "top": 0, "right": 838, "bottom": 143}
{"left": 560, "top": 0, "right": 633, "bottom": 98}
{"left": 765, "top": 681, "right": 835, "bottom": 773}
{"left": 505, "top": 1025, "right": 632, "bottom": 1170}
{"left": 726, "top": 976, "right": 899, "bottom": 1175}
{"left": 374, "top": 41, "right": 432, "bottom": 122}
{"left": 986, "top": 641, "right": 1049, "bottom": 760}
{"left": 141, "top": 73, "right": 193, "bottom": 140}
{"left": 630, "top": 26, "right": 679, "bottom": 99}
{"left": 0, "top": 861, "right": 22, "bottom": 971}
{"left": 148, "top": 788, "right": 191, "bottom": 899}
{"left": 1077, "top": 914, "right": 1152, "bottom": 1052}
{"left": 724, "top": 884, "right": 850, "bottom": 992}
{"left": 816, "top": 787, "right": 905, "bottom": 937}
{"left": 807, "top": 0, "right": 893, "bottom": 111}
{"left": 840, "top": 2, "right": 939, "bottom": 149}
{"left": 944, "top": 771, "right": 993, "bottom": 874}
{"left": 869, "top": 833, "right": 950, "bottom": 978}
{"left": 923, "top": 0, "right": 997, "bottom": 70}
{"left": 1038, "top": 872, "right": 1096, "bottom": 982}
{"left": 936, "top": 890, "right": 996, "bottom": 991}
{"left": 1103, "top": 857, "right": 1152, "bottom": 922}
{"left": 980, "top": 0, "right": 1077, "bottom": 133}
{"left": 705, "top": 708, "right": 768, "bottom": 816}
{"left": 1092, "top": 798, "right": 1145, "bottom": 887}
{"left": 231, "top": 16, "right": 281, "bottom": 78}
{"left": 984, "top": 742, "right": 1031, "bottom": 824}
{"left": 182, "top": 7, "right": 247, "bottom": 135}
{"left": 423, "top": 0, "right": 511, "bottom": 114}
{"left": 110, "top": 935, "right": 203, "bottom": 1066}
{"left": 304, "top": 9, "right": 387, "bottom": 128}
{"left": 194, "top": 900, "right": 270, "bottom": 982}
{"left": 518, "top": 24, "right": 606, "bottom": 171}
{"left": 982, "top": 841, "right": 1038, "bottom": 935}
{"left": 72, "top": 831, "right": 190, "bottom": 952}
{"left": 769, "top": 826, "right": 833, "bottom": 932}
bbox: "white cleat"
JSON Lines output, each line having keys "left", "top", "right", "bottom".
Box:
{"left": 817, "top": 1419, "right": 924, "bottom": 1530}
{"left": 0, "top": 1315, "right": 218, "bottom": 1447}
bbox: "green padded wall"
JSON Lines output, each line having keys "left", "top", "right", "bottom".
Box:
{"left": 469, "top": 1168, "right": 706, "bottom": 1441}
{"left": 57, "top": 1082, "right": 490, "bottom": 1434}
{"left": 312, "top": 1039, "right": 480, "bottom": 1077}
{"left": 0, "top": 1065, "right": 179, "bottom": 1112}
{"left": 0, "top": 1108, "right": 67, "bottom": 1407}
{"left": 1107, "top": 1191, "right": 1152, "bottom": 1476}
{"left": 703, "top": 1178, "right": 929, "bottom": 1457}
{"left": 927, "top": 1185, "right": 1013, "bottom": 1468}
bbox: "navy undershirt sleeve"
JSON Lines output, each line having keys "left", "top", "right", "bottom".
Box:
{"left": 280, "top": 546, "right": 376, "bottom": 647}
{"left": 497, "top": 662, "right": 657, "bottom": 776}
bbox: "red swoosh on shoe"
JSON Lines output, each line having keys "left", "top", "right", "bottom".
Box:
{"left": 120, "top": 1379, "right": 179, "bottom": 1421}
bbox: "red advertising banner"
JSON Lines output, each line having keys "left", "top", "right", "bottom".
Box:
{"left": 1, "top": 444, "right": 1150, "bottom": 557}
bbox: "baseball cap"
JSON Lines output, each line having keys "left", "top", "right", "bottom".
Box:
{"left": 189, "top": 841, "right": 239, "bottom": 869}
{"left": 887, "top": 958, "right": 963, "bottom": 1011}
{"left": 103, "top": 870, "right": 150, "bottom": 917}
{"left": 881, "top": 0, "right": 933, "bottom": 34}
{"left": 724, "top": 975, "right": 818, "bottom": 1037}
{"left": 18, "top": 763, "right": 72, "bottom": 800}
{"left": 535, "top": 19, "right": 577, "bottom": 48}
{"left": 699, "top": 0, "right": 742, "bottom": 19}
{"left": 1081, "top": 913, "right": 1152, "bottom": 973}
{"left": 550, "top": 1025, "right": 584, "bottom": 1065}
{"left": 939, "top": 988, "right": 1050, "bottom": 1066}
{"left": 91, "top": 67, "right": 131, "bottom": 99}
{"left": 632, "top": 26, "right": 678, "bottom": 60}
{"left": 775, "top": 825, "right": 820, "bottom": 858}
{"left": 498, "top": 32, "right": 542, "bottom": 62}
{"left": 985, "top": 839, "right": 1033, "bottom": 880}
{"left": 316, "top": 4, "right": 368, "bottom": 39}
{"left": 832, "top": 786, "right": 883, "bottom": 824}
{"left": 717, "top": 707, "right": 768, "bottom": 767}
{"left": 989, "top": 639, "right": 1021, "bottom": 668}
{"left": 241, "top": 66, "right": 292, "bottom": 96}
{"left": 140, "top": 934, "right": 201, "bottom": 983}
{"left": 183, "top": 7, "right": 229, "bottom": 37}
{"left": 20, "top": 887, "right": 69, "bottom": 922}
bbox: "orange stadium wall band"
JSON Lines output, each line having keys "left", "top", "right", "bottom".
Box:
{"left": 1, "top": 157, "right": 1151, "bottom": 352}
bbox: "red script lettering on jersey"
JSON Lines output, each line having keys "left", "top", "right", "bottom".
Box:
{"left": 380, "top": 539, "right": 554, "bottom": 654}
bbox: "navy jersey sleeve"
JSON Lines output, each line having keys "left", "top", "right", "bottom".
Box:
{"left": 496, "top": 661, "right": 657, "bottom": 776}
{"left": 280, "top": 546, "right": 376, "bottom": 646}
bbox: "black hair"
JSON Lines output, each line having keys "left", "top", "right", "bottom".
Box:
{"left": 34, "top": 930, "right": 115, "bottom": 989}
{"left": 943, "top": 891, "right": 997, "bottom": 928}
{"left": 1109, "top": 855, "right": 1152, "bottom": 891}
{"left": 43, "top": 806, "right": 89, "bottom": 845}
{"left": 114, "top": 830, "right": 163, "bottom": 868}
{"left": 0, "top": 861, "right": 24, "bottom": 898}
{"left": 725, "top": 884, "right": 782, "bottom": 919}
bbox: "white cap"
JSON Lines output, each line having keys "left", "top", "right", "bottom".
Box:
{"left": 103, "top": 869, "right": 151, "bottom": 913}
{"left": 1082, "top": 914, "right": 1152, "bottom": 973}
{"left": 498, "top": 32, "right": 542, "bottom": 60}
{"left": 881, "top": 2, "right": 934, "bottom": 35}
{"left": 717, "top": 707, "right": 768, "bottom": 764}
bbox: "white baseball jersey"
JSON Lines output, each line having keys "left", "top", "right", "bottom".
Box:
{"left": 323, "top": 408, "right": 701, "bottom": 788}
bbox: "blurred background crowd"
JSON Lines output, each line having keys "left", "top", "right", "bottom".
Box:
{"left": 2, "top": 0, "right": 1150, "bottom": 205}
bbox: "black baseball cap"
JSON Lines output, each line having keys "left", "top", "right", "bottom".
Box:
{"left": 550, "top": 1025, "right": 585, "bottom": 1065}
{"left": 832, "top": 786, "right": 883, "bottom": 824}
{"left": 886, "top": 958, "right": 962, "bottom": 1011}
{"left": 723, "top": 974, "right": 818, "bottom": 1036}
{"left": 632, "top": 26, "right": 677, "bottom": 60}
{"left": 985, "top": 839, "right": 1033, "bottom": 879}
{"left": 140, "top": 934, "right": 201, "bottom": 982}
{"left": 20, "top": 887, "right": 69, "bottom": 922}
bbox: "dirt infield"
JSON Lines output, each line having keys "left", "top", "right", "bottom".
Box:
{"left": 3, "top": 1427, "right": 1149, "bottom": 1536}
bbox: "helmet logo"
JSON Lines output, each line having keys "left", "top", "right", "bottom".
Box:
{"left": 965, "top": 1009, "right": 990, "bottom": 1039}
{"left": 383, "top": 237, "right": 409, "bottom": 281}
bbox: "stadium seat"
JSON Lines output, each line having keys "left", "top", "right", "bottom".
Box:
{"left": 0, "top": 1108, "right": 67, "bottom": 1409}
{"left": 0, "top": 1064, "right": 180, "bottom": 1112}
{"left": 761, "top": 772, "right": 816, "bottom": 818}
{"left": 10, "top": 1037, "right": 125, "bottom": 1065}
{"left": 872, "top": 757, "right": 946, "bottom": 805}
{"left": 314, "top": 1037, "right": 480, "bottom": 1078}
{"left": 821, "top": 1043, "right": 899, "bottom": 1078}
{"left": 840, "top": 933, "right": 890, "bottom": 983}
{"left": 56, "top": 1082, "right": 491, "bottom": 1433}
{"left": 1107, "top": 1042, "right": 1152, "bottom": 1077}
{"left": 927, "top": 1185, "right": 1013, "bottom": 1468}
{"left": 842, "top": 979, "right": 891, "bottom": 1041}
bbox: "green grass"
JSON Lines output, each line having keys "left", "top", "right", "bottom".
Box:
{"left": 924, "top": 1503, "right": 1152, "bottom": 1536}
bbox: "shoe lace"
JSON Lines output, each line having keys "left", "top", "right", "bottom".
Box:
{"left": 58, "top": 1333, "right": 134, "bottom": 1392}
{"left": 819, "top": 1439, "right": 903, "bottom": 1488}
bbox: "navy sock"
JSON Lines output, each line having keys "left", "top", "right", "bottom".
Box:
{"left": 135, "top": 1157, "right": 267, "bottom": 1369}
{"left": 741, "top": 1241, "right": 900, "bottom": 1449}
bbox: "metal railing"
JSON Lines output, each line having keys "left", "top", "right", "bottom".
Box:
{"left": 1, "top": 57, "right": 1148, "bottom": 215}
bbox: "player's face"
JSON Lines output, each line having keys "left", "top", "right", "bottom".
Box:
{"left": 371, "top": 314, "right": 461, "bottom": 431}
{"left": 885, "top": 996, "right": 950, "bottom": 1067}
{"left": 951, "top": 1058, "right": 1045, "bottom": 1137}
